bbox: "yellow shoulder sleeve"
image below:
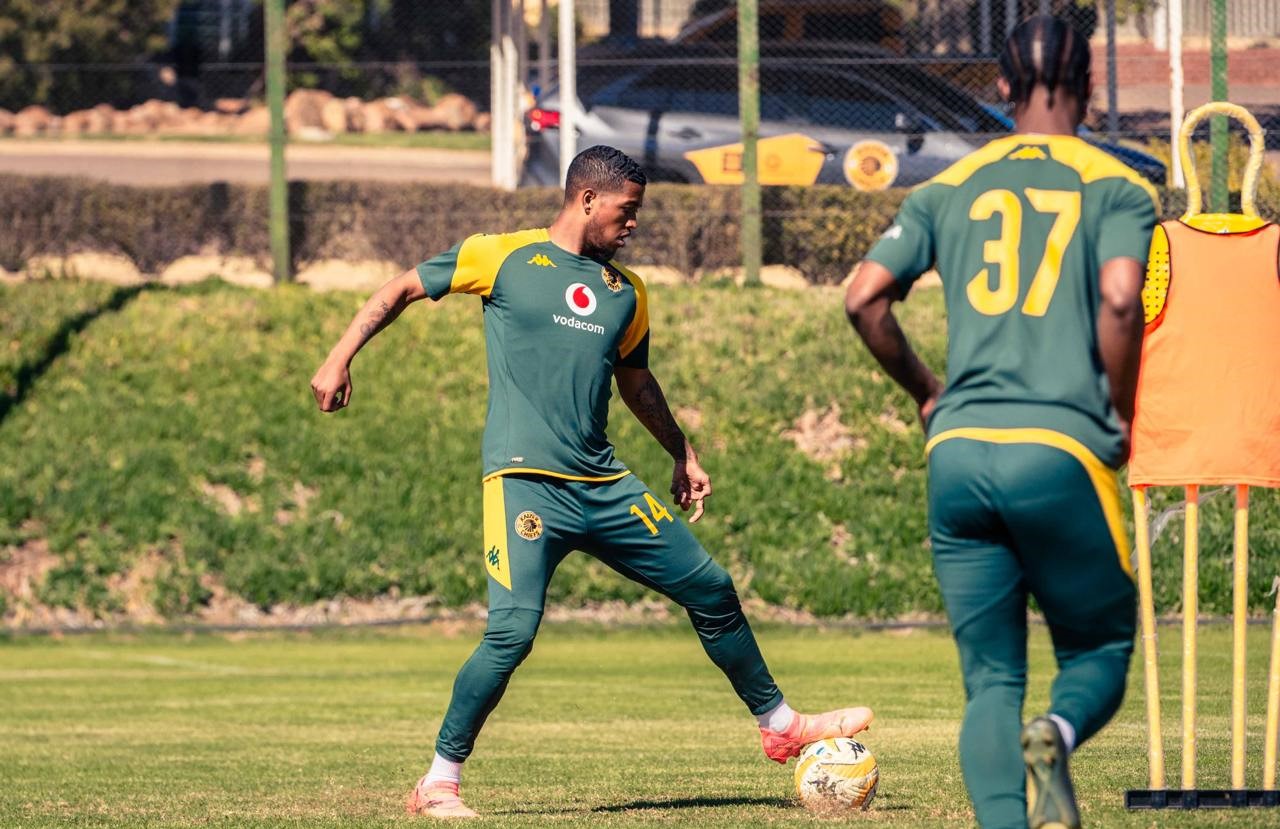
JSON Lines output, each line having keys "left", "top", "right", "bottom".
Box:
{"left": 615, "top": 263, "right": 649, "bottom": 360}
{"left": 451, "top": 228, "right": 550, "bottom": 297}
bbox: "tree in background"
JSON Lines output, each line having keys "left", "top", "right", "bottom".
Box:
{"left": 283, "top": 0, "right": 385, "bottom": 91}
{"left": 0, "top": 0, "right": 180, "bottom": 113}
{"left": 367, "top": 0, "right": 490, "bottom": 102}
{"left": 269, "top": 0, "right": 489, "bottom": 103}
{"left": 0, "top": 0, "right": 494, "bottom": 113}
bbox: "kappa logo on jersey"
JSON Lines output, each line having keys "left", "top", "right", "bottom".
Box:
{"left": 527, "top": 253, "right": 557, "bottom": 268}
{"left": 564, "top": 282, "right": 598, "bottom": 316}
{"left": 601, "top": 266, "right": 624, "bottom": 293}
{"left": 881, "top": 224, "right": 904, "bottom": 240}
{"left": 1007, "top": 145, "right": 1048, "bottom": 161}
{"left": 514, "top": 510, "right": 543, "bottom": 541}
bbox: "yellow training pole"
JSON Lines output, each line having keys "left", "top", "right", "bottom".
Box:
{"left": 1183, "top": 484, "right": 1200, "bottom": 790}
{"left": 1265, "top": 575, "right": 1280, "bottom": 791}
{"left": 1232, "top": 485, "right": 1249, "bottom": 790}
{"left": 1133, "top": 488, "right": 1165, "bottom": 789}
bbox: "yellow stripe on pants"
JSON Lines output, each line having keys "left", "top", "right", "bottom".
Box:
{"left": 925, "top": 427, "right": 1131, "bottom": 576}
{"left": 483, "top": 476, "right": 512, "bottom": 590}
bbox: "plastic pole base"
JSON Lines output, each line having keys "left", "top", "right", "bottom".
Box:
{"left": 1126, "top": 789, "right": 1280, "bottom": 809}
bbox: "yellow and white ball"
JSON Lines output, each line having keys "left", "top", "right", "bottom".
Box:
{"left": 794, "top": 737, "right": 879, "bottom": 812}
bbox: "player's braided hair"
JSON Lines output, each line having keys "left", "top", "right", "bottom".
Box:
{"left": 564, "top": 145, "right": 647, "bottom": 201}
{"left": 999, "top": 15, "right": 1091, "bottom": 113}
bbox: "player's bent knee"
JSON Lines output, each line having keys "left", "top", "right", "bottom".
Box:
{"left": 482, "top": 608, "right": 543, "bottom": 664}
{"left": 676, "top": 561, "right": 738, "bottom": 609}
{"left": 677, "top": 564, "right": 749, "bottom": 639}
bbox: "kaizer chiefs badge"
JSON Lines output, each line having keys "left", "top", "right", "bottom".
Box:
{"left": 514, "top": 511, "right": 543, "bottom": 541}
{"left": 601, "top": 266, "right": 624, "bottom": 293}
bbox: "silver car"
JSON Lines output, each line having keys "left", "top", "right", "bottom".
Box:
{"left": 522, "top": 49, "right": 1005, "bottom": 189}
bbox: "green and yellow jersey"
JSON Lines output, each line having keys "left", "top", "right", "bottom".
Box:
{"left": 417, "top": 228, "right": 650, "bottom": 482}
{"left": 866, "top": 134, "right": 1159, "bottom": 468}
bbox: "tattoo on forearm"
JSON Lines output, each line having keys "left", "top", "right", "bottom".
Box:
{"left": 630, "top": 375, "right": 688, "bottom": 460}
{"left": 358, "top": 299, "right": 393, "bottom": 339}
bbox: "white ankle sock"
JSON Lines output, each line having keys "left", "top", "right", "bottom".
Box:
{"left": 1048, "top": 714, "right": 1077, "bottom": 753}
{"left": 424, "top": 752, "right": 463, "bottom": 786}
{"left": 756, "top": 701, "right": 797, "bottom": 732}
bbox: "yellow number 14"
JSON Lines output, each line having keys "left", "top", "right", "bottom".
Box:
{"left": 966, "top": 187, "right": 1081, "bottom": 317}
{"left": 630, "top": 493, "right": 673, "bottom": 536}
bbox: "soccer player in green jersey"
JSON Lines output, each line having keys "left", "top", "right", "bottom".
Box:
{"left": 844, "top": 17, "right": 1155, "bottom": 829}
{"left": 311, "top": 145, "right": 872, "bottom": 818}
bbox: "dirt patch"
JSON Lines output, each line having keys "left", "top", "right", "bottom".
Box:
{"left": 628, "top": 265, "right": 683, "bottom": 286}
{"left": 877, "top": 408, "right": 912, "bottom": 435}
{"left": 830, "top": 523, "right": 852, "bottom": 555}
{"left": 246, "top": 455, "right": 267, "bottom": 483}
{"left": 700, "top": 264, "right": 812, "bottom": 289}
{"left": 782, "top": 402, "right": 867, "bottom": 480}
{"left": 295, "top": 259, "right": 400, "bottom": 292}
{"left": 0, "top": 536, "right": 58, "bottom": 604}
{"left": 675, "top": 405, "right": 704, "bottom": 432}
{"left": 2, "top": 578, "right": 946, "bottom": 633}
{"left": 25, "top": 253, "right": 144, "bottom": 284}
{"left": 196, "top": 478, "right": 260, "bottom": 517}
{"left": 275, "top": 480, "right": 318, "bottom": 526}
{"left": 159, "top": 255, "right": 273, "bottom": 288}
{"left": 105, "top": 549, "right": 167, "bottom": 625}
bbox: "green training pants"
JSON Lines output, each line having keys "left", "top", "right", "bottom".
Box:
{"left": 927, "top": 431, "right": 1136, "bottom": 829}
{"left": 435, "top": 472, "right": 784, "bottom": 762}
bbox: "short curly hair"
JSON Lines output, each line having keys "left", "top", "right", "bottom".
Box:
{"left": 564, "top": 145, "right": 647, "bottom": 202}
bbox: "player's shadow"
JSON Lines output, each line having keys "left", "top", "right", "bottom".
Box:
{"left": 590, "top": 795, "right": 794, "bottom": 812}
{"left": 0, "top": 283, "right": 146, "bottom": 425}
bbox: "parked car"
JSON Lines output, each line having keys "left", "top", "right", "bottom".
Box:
{"left": 980, "top": 103, "right": 1167, "bottom": 185}
{"left": 674, "top": 0, "right": 904, "bottom": 53}
{"left": 523, "top": 47, "right": 1165, "bottom": 188}
{"left": 524, "top": 47, "right": 1007, "bottom": 188}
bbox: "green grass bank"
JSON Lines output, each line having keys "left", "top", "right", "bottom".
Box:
{"left": 1, "top": 277, "right": 1277, "bottom": 622}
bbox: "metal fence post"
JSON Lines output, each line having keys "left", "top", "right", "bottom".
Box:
{"left": 558, "top": 0, "right": 577, "bottom": 187}
{"left": 1106, "top": 0, "right": 1118, "bottom": 144}
{"left": 738, "top": 0, "right": 761, "bottom": 286}
{"left": 1170, "top": 0, "right": 1185, "bottom": 188}
{"left": 264, "top": 0, "right": 290, "bottom": 283}
{"left": 1209, "top": 0, "right": 1228, "bottom": 212}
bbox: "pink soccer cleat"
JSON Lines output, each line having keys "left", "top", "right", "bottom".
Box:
{"left": 760, "top": 706, "right": 875, "bottom": 764}
{"left": 405, "top": 777, "right": 479, "bottom": 819}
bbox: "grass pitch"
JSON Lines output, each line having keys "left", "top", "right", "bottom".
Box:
{"left": 1, "top": 623, "right": 1275, "bottom": 828}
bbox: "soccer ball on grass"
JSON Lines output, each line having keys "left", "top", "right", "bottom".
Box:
{"left": 794, "top": 737, "right": 879, "bottom": 812}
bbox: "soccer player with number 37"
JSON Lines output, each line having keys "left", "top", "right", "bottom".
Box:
{"left": 311, "top": 145, "right": 873, "bottom": 819}
{"left": 845, "top": 16, "right": 1157, "bottom": 829}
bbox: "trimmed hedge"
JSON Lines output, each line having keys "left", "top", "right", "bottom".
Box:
{"left": 3, "top": 175, "right": 1277, "bottom": 284}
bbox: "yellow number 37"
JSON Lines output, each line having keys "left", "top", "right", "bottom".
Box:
{"left": 966, "top": 188, "right": 1081, "bottom": 317}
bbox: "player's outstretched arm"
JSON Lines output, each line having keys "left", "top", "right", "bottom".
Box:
{"left": 1096, "top": 256, "right": 1145, "bottom": 448}
{"left": 310, "top": 269, "right": 428, "bottom": 412}
{"left": 615, "top": 366, "right": 710, "bottom": 522}
{"left": 844, "top": 262, "right": 943, "bottom": 428}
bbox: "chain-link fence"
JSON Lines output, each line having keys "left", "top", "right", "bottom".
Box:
{"left": 522, "top": 0, "right": 1280, "bottom": 193}
{"left": 1, "top": 1, "right": 1278, "bottom": 193}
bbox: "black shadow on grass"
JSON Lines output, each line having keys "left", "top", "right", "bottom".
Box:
{"left": 0, "top": 283, "right": 146, "bottom": 424}
{"left": 491, "top": 795, "right": 796, "bottom": 816}
{"left": 590, "top": 795, "right": 795, "bottom": 812}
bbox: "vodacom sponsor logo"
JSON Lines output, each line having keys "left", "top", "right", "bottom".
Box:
{"left": 564, "top": 282, "right": 598, "bottom": 316}
{"left": 554, "top": 282, "right": 605, "bottom": 335}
